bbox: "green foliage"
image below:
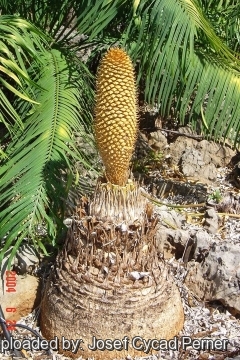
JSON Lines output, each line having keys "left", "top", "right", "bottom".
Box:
{"left": 1, "top": 0, "right": 240, "bottom": 265}
{"left": 0, "top": 0, "right": 128, "bottom": 46}
{"left": 122, "top": 0, "right": 240, "bottom": 146}
{"left": 0, "top": 15, "right": 48, "bottom": 133}
{"left": 0, "top": 49, "right": 94, "bottom": 264}
{"left": 208, "top": 188, "right": 222, "bottom": 203}
{"left": 133, "top": 150, "right": 164, "bottom": 175}
{"left": 200, "top": 0, "right": 240, "bottom": 52}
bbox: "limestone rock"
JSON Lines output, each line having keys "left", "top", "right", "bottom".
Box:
{"left": 180, "top": 148, "right": 218, "bottom": 182}
{"left": 148, "top": 130, "right": 168, "bottom": 151}
{"left": 0, "top": 274, "right": 41, "bottom": 321}
{"left": 156, "top": 206, "right": 185, "bottom": 228}
{"left": 196, "top": 140, "right": 235, "bottom": 168}
{"left": 168, "top": 135, "right": 235, "bottom": 183}
{"left": 203, "top": 208, "right": 219, "bottom": 234}
{"left": 185, "top": 242, "right": 240, "bottom": 314}
{"left": 193, "top": 230, "right": 211, "bottom": 261}
{"left": 156, "top": 226, "right": 190, "bottom": 259}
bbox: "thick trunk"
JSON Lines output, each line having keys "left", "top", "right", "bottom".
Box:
{"left": 41, "top": 214, "right": 184, "bottom": 359}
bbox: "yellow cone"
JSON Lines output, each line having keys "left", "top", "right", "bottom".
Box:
{"left": 94, "top": 48, "right": 137, "bottom": 186}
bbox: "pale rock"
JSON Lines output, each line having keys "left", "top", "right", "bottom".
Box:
{"left": 0, "top": 274, "right": 40, "bottom": 321}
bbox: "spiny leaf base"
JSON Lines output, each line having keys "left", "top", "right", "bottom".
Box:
{"left": 41, "top": 211, "right": 184, "bottom": 359}
{"left": 89, "top": 179, "right": 147, "bottom": 223}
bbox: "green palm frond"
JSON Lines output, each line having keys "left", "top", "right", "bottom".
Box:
{"left": 0, "top": 15, "right": 48, "bottom": 132}
{"left": 0, "top": 48, "right": 94, "bottom": 265}
{"left": 53, "top": 0, "right": 123, "bottom": 44}
{"left": 0, "top": 0, "right": 128, "bottom": 46}
{"left": 199, "top": 0, "right": 240, "bottom": 52}
{"left": 121, "top": 0, "right": 240, "bottom": 145}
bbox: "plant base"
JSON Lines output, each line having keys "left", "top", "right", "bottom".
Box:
{"left": 41, "top": 214, "right": 184, "bottom": 359}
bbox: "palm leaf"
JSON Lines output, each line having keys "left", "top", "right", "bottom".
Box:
{"left": 199, "top": 0, "right": 240, "bottom": 52}
{"left": 121, "top": 0, "right": 240, "bottom": 146}
{"left": 0, "top": 15, "right": 48, "bottom": 132}
{"left": 0, "top": 48, "right": 94, "bottom": 265}
{"left": 0, "top": 0, "right": 127, "bottom": 46}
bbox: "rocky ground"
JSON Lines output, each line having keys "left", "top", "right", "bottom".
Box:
{"left": 1, "top": 126, "right": 240, "bottom": 360}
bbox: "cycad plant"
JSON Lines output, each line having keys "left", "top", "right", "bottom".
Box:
{"left": 40, "top": 48, "right": 184, "bottom": 359}
{"left": 0, "top": 0, "right": 240, "bottom": 266}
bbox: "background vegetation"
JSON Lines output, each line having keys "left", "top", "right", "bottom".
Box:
{"left": 0, "top": 0, "right": 240, "bottom": 265}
